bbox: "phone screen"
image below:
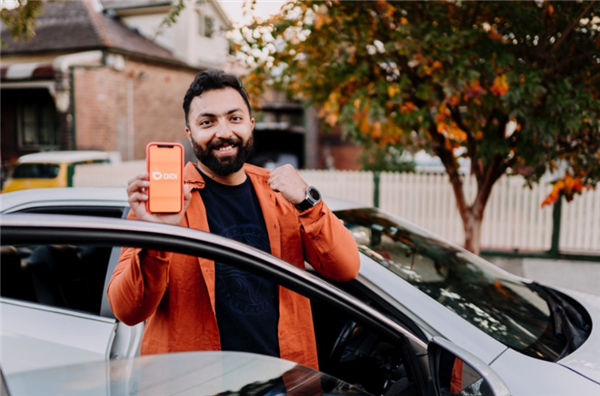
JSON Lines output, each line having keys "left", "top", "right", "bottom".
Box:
{"left": 147, "top": 143, "right": 183, "bottom": 214}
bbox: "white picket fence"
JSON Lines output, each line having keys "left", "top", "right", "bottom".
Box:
{"left": 74, "top": 162, "right": 599, "bottom": 254}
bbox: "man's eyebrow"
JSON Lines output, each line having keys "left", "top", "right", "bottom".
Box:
{"left": 195, "top": 108, "right": 243, "bottom": 121}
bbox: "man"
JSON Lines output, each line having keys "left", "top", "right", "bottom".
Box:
{"left": 107, "top": 70, "right": 360, "bottom": 370}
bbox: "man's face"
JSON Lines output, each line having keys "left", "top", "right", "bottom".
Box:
{"left": 185, "top": 88, "right": 255, "bottom": 176}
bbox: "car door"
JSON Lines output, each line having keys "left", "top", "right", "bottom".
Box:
{"left": 0, "top": 204, "right": 142, "bottom": 376}
{"left": 1, "top": 213, "right": 512, "bottom": 396}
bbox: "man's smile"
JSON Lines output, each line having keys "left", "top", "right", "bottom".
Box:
{"left": 213, "top": 143, "right": 237, "bottom": 157}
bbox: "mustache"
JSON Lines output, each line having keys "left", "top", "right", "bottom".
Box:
{"left": 207, "top": 137, "right": 241, "bottom": 151}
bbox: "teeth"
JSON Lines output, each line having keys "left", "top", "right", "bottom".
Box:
{"left": 218, "top": 145, "right": 234, "bottom": 151}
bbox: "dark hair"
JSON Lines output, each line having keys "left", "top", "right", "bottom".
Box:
{"left": 182, "top": 70, "right": 252, "bottom": 128}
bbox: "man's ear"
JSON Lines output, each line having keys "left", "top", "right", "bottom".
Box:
{"left": 185, "top": 127, "right": 192, "bottom": 141}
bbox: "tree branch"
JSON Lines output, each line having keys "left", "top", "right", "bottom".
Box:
{"left": 543, "top": 1, "right": 596, "bottom": 61}
{"left": 574, "top": 62, "right": 600, "bottom": 83}
{"left": 584, "top": 71, "right": 600, "bottom": 86}
{"left": 448, "top": 104, "right": 482, "bottom": 181}
{"left": 428, "top": 116, "right": 469, "bottom": 220}
{"left": 536, "top": 1, "right": 557, "bottom": 59}
{"left": 544, "top": 50, "right": 599, "bottom": 77}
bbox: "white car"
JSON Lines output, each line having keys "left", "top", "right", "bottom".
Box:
{"left": 1, "top": 187, "right": 599, "bottom": 395}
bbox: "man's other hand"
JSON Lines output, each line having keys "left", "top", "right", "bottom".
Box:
{"left": 126, "top": 172, "right": 192, "bottom": 225}
{"left": 267, "top": 164, "right": 309, "bottom": 205}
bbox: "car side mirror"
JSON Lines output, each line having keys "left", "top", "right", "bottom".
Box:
{"left": 428, "top": 337, "right": 510, "bottom": 396}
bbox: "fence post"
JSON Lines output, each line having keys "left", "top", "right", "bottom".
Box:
{"left": 373, "top": 171, "right": 380, "bottom": 208}
{"left": 549, "top": 193, "right": 562, "bottom": 257}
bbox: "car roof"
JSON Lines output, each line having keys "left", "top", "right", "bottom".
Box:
{"left": 16, "top": 151, "right": 110, "bottom": 164}
{"left": 0, "top": 187, "right": 366, "bottom": 213}
{"left": 0, "top": 187, "right": 128, "bottom": 213}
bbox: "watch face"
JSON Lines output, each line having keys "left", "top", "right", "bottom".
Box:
{"left": 308, "top": 187, "right": 320, "bottom": 200}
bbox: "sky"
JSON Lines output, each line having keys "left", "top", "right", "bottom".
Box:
{"left": 218, "top": 0, "right": 287, "bottom": 27}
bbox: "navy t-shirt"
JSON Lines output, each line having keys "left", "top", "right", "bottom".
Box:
{"left": 197, "top": 168, "right": 280, "bottom": 358}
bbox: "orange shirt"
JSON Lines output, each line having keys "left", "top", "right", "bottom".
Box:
{"left": 107, "top": 163, "right": 360, "bottom": 370}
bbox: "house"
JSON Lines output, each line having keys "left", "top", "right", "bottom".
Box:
{"left": 1, "top": 0, "right": 358, "bottom": 176}
{"left": 1, "top": 0, "right": 232, "bottom": 175}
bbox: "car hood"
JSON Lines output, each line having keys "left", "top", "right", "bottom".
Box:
{"left": 5, "top": 351, "right": 369, "bottom": 395}
{"left": 557, "top": 288, "right": 600, "bottom": 385}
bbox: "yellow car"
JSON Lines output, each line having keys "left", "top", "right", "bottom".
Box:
{"left": 2, "top": 151, "right": 111, "bottom": 193}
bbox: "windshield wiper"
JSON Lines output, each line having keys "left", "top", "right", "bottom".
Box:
{"left": 529, "top": 282, "right": 591, "bottom": 360}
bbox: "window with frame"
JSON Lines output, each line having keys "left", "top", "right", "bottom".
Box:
{"left": 19, "top": 99, "right": 59, "bottom": 148}
{"left": 204, "top": 16, "right": 214, "bottom": 38}
{"left": 198, "top": 11, "right": 215, "bottom": 38}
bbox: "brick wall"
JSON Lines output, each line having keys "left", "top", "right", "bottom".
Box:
{"left": 74, "top": 57, "right": 199, "bottom": 160}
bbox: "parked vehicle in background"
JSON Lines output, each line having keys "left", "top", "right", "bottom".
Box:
{"left": 1, "top": 188, "right": 599, "bottom": 395}
{"left": 1, "top": 151, "right": 112, "bottom": 193}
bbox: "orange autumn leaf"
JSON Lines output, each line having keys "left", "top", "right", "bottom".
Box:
{"left": 325, "top": 112, "right": 338, "bottom": 126}
{"left": 383, "top": 2, "right": 395, "bottom": 18}
{"left": 401, "top": 101, "right": 415, "bottom": 113}
{"left": 372, "top": 121, "right": 382, "bottom": 138}
{"left": 464, "top": 79, "right": 486, "bottom": 100}
{"left": 437, "top": 122, "right": 447, "bottom": 134}
{"left": 447, "top": 123, "right": 467, "bottom": 142}
{"left": 491, "top": 74, "right": 509, "bottom": 96}
{"left": 437, "top": 122, "right": 467, "bottom": 142}
{"left": 447, "top": 95, "right": 460, "bottom": 106}
{"left": 541, "top": 174, "right": 589, "bottom": 208}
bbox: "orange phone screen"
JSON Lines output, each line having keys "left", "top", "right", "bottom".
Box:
{"left": 147, "top": 143, "right": 183, "bottom": 213}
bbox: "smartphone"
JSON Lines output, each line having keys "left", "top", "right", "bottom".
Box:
{"left": 146, "top": 142, "right": 184, "bottom": 214}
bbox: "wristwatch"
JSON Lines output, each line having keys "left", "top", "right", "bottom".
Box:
{"left": 295, "top": 186, "right": 322, "bottom": 211}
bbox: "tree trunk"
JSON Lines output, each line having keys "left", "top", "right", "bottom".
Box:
{"left": 462, "top": 210, "right": 483, "bottom": 256}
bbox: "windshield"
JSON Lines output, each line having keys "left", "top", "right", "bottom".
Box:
{"left": 335, "top": 208, "right": 587, "bottom": 362}
{"left": 12, "top": 164, "right": 60, "bottom": 179}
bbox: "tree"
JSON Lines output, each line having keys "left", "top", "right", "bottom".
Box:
{"left": 238, "top": 0, "right": 600, "bottom": 254}
{"left": 0, "top": 0, "right": 44, "bottom": 44}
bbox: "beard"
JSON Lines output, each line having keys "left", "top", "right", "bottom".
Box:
{"left": 191, "top": 134, "right": 254, "bottom": 176}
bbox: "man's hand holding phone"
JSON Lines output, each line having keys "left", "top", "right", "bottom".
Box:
{"left": 127, "top": 173, "right": 192, "bottom": 225}
{"left": 126, "top": 142, "right": 191, "bottom": 225}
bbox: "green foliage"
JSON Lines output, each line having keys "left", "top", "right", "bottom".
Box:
{"left": 239, "top": 1, "right": 600, "bottom": 189}
{"left": 1, "top": 0, "right": 45, "bottom": 45}
{"left": 153, "top": 0, "right": 186, "bottom": 39}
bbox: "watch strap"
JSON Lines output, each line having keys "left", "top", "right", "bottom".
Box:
{"left": 295, "top": 186, "right": 321, "bottom": 211}
{"left": 295, "top": 199, "right": 314, "bottom": 211}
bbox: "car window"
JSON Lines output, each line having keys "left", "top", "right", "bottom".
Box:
{"left": 12, "top": 164, "right": 60, "bottom": 179}
{"left": 1, "top": 206, "right": 128, "bottom": 315}
{"left": 15, "top": 206, "right": 125, "bottom": 219}
{"left": 335, "top": 208, "right": 591, "bottom": 362}
{"left": 1, "top": 243, "right": 112, "bottom": 315}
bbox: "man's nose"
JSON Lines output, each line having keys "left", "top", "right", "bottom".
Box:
{"left": 215, "top": 119, "right": 233, "bottom": 138}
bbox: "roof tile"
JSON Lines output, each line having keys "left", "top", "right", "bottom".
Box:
{"left": 1, "top": 1, "right": 180, "bottom": 63}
